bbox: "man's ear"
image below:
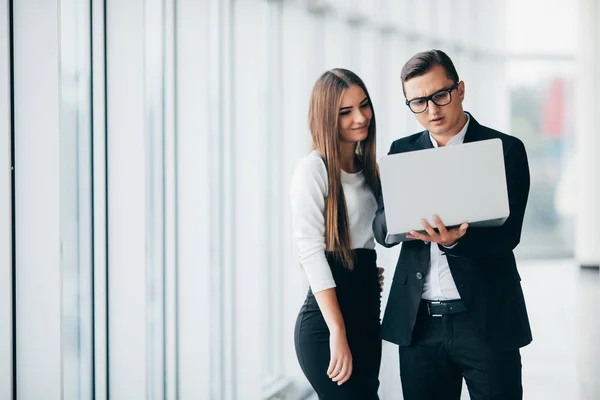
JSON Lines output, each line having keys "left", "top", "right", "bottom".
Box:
{"left": 458, "top": 81, "right": 465, "bottom": 101}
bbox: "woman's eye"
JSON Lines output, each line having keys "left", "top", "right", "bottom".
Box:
{"left": 340, "top": 111, "right": 351, "bottom": 116}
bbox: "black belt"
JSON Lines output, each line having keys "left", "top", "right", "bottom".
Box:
{"left": 421, "top": 299, "right": 466, "bottom": 317}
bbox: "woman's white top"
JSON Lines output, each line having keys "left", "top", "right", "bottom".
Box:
{"left": 289, "top": 150, "right": 377, "bottom": 293}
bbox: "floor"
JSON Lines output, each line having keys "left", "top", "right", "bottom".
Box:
{"left": 307, "top": 259, "right": 600, "bottom": 399}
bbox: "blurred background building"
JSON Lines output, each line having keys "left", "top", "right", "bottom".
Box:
{"left": 0, "top": 0, "right": 598, "bottom": 399}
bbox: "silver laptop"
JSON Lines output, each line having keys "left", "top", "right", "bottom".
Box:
{"left": 379, "top": 138, "right": 509, "bottom": 244}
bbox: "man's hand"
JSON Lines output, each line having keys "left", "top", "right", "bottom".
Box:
{"left": 406, "top": 215, "right": 468, "bottom": 247}
{"left": 377, "top": 268, "right": 385, "bottom": 292}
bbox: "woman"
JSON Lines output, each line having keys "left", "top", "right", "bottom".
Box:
{"left": 290, "top": 69, "right": 383, "bottom": 399}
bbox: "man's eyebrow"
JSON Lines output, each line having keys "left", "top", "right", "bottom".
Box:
{"left": 340, "top": 96, "right": 369, "bottom": 111}
{"left": 409, "top": 88, "right": 447, "bottom": 101}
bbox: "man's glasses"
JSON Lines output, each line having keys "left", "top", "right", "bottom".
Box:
{"left": 405, "top": 83, "right": 459, "bottom": 114}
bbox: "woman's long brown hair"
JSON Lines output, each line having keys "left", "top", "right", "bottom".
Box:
{"left": 308, "top": 69, "right": 381, "bottom": 269}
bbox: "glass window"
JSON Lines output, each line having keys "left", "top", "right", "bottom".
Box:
{"left": 60, "top": 0, "right": 94, "bottom": 398}
{"left": 0, "top": 0, "right": 13, "bottom": 396}
{"left": 508, "top": 60, "right": 576, "bottom": 259}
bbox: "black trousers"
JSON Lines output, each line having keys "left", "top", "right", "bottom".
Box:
{"left": 295, "top": 249, "right": 382, "bottom": 399}
{"left": 399, "top": 302, "right": 523, "bottom": 400}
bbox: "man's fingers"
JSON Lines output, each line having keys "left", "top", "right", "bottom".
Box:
{"left": 448, "top": 223, "right": 468, "bottom": 239}
{"left": 458, "top": 222, "right": 469, "bottom": 236}
{"left": 377, "top": 267, "right": 384, "bottom": 277}
{"left": 421, "top": 219, "right": 439, "bottom": 240}
{"left": 408, "top": 230, "right": 430, "bottom": 241}
{"left": 432, "top": 215, "right": 449, "bottom": 236}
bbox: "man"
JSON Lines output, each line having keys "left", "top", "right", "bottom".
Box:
{"left": 374, "top": 49, "right": 532, "bottom": 400}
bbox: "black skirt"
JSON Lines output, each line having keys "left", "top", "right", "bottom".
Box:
{"left": 294, "top": 249, "right": 382, "bottom": 399}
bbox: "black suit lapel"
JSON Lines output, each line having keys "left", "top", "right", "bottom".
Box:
{"left": 463, "top": 112, "right": 481, "bottom": 144}
{"left": 417, "top": 131, "right": 435, "bottom": 150}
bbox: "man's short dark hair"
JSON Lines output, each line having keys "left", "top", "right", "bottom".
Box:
{"left": 400, "top": 50, "right": 460, "bottom": 96}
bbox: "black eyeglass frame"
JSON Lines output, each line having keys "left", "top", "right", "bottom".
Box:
{"left": 405, "top": 82, "right": 459, "bottom": 114}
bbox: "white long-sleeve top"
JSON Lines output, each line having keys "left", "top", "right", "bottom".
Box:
{"left": 290, "top": 150, "right": 377, "bottom": 293}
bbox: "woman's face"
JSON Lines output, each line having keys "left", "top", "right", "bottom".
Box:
{"left": 338, "top": 84, "right": 372, "bottom": 144}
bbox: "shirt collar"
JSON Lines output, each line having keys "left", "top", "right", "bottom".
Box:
{"left": 429, "top": 113, "right": 470, "bottom": 148}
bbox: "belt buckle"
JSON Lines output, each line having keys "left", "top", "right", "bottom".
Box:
{"left": 427, "top": 301, "right": 443, "bottom": 317}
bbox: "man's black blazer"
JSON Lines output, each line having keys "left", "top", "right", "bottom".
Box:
{"left": 374, "top": 112, "right": 533, "bottom": 351}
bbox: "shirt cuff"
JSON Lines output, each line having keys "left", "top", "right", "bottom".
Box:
{"left": 310, "top": 280, "right": 336, "bottom": 294}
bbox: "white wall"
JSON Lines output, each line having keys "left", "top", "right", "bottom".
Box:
{"left": 575, "top": 0, "right": 600, "bottom": 267}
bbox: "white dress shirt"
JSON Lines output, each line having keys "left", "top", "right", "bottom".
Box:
{"left": 290, "top": 150, "right": 377, "bottom": 293}
{"left": 421, "top": 113, "right": 470, "bottom": 301}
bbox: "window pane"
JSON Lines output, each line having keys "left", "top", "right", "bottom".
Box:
{"left": 144, "top": 0, "right": 166, "bottom": 397}
{"left": 0, "top": 0, "right": 13, "bottom": 396}
{"left": 509, "top": 60, "right": 576, "bottom": 259}
{"left": 60, "top": 0, "right": 93, "bottom": 398}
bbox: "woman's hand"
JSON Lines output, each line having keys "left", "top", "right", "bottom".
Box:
{"left": 378, "top": 267, "right": 385, "bottom": 291}
{"left": 327, "top": 328, "right": 353, "bottom": 385}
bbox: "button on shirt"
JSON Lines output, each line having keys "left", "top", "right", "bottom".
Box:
{"left": 421, "top": 113, "right": 470, "bottom": 301}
